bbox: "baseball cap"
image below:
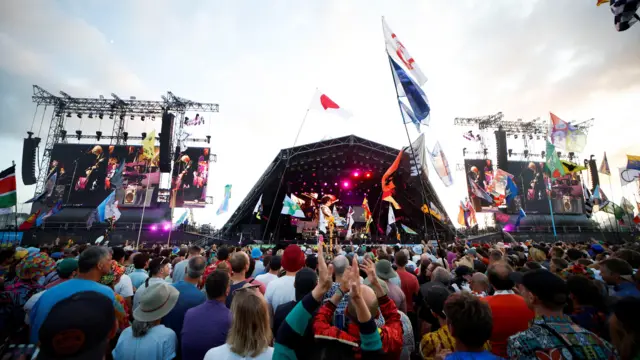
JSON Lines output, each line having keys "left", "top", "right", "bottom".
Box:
{"left": 56, "top": 258, "right": 79, "bottom": 278}
{"left": 38, "top": 291, "right": 115, "bottom": 360}
{"left": 521, "top": 269, "right": 568, "bottom": 308}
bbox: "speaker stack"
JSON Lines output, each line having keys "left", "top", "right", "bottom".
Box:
{"left": 159, "top": 112, "right": 174, "bottom": 173}
{"left": 494, "top": 127, "right": 508, "bottom": 171}
{"left": 22, "top": 132, "right": 40, "bottom": 185}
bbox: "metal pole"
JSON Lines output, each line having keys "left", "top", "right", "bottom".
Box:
{"left": 136, "top": 164, "right": 152, "bottom": 248}
{"left": 547, "top": 182, "right": 557, "bottom": 238}
{"left": 67, "top": 160, "right": 78, "bottom": 204}
{"left": 12, "top": 161, "right": 18, "bottom": 231}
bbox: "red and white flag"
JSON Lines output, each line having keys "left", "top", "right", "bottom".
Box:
{"left": 309, "top": 90, "right": 351, "bottom": 119}
{"left": 382, "top": 17, "right": 428, "bottom": 86}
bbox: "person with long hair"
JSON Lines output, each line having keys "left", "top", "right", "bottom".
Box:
{"left": 203, "top": 286, "right": 273, "bottom": 359}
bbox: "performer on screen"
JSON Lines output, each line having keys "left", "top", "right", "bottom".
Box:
{"left": 527, "top": 162, "right": 547, "bottom": 201}
{"left": 317, "top": 194, "right": 338, "bottom": 244}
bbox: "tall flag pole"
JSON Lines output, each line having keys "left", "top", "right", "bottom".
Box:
{"left": 136, "top": 131, "right": 156, "bottom": 248}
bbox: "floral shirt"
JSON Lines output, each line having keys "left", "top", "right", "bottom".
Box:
{"left": 420, "top": 326, "right": 491, "bottom": 360}
{"left": 506, "top": 315, "right": 617, "bottom": 360}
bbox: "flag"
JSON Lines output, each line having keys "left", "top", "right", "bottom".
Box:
{"left": 405, "top": 133, "right": 429, "bottom": 178}
{"left": 0, "top": 165, "right": 17, "bottom": 215}
{"left": 561, "top": 160, "right": 587, "bottom": 174}
{"left": 86, "top": 209, "right": 98, "bottom": 229}
{"left": 387, "top": 206, "right": 396, "bottom": 235}
{"left": 549, "top": 113, "right": 587, "bottom": 153}
{"left": 602, "top": 202, "right": 626, "bottom": 220}
{"left": 142, "top": 130, "right": 156, "bottom": 161}
{"left": 216, "top": 185, "right": 232, "bottom": 215}
{"left": 400, "top": 224, "right": 418, "bottom": 235}
{"left": 382, "top": 150, "right": 403, "bottom": 210}
{"left": 627, "top": 155, "right": 640, "bottom": 171}
{"left": 319, "top": 206, "right": 327, "bottom": 233}
{"left": 45, "top": 172, "right": 57, "bottom": 197}
{"left": 469, "top": 176, "right": 493, "bottom": 203}
{"left": 174, "top": 210, "right": 188, "bottom": 227}
{"left": 465, "top": 199, "right": 477, "bottom": 227}
{"left": 23, "top": 192, "right": 46, "bottom": 204}
{"left": 309, "top": 90, "right": 351, "bottom": 119}
{"left": 399, "top": 100, "right": 429, "bottom": 132}
{"left": 620, "top": 167, "right": 640, "bottom": 185}
{"left": 610, "top": 0, "right": 640, "bottom": 31}
{"left": 515, "top": 208, "right": 526, "bottom": 228}
{"left": 597, "top": 0, "right": 609, "bottom": 5}
{"left": 110, "top": 161, "right": 126, "bottom": 188}
{"left": 281, "top": 195, "right": 305, "bottom": 218}
{"left": 97, "top": 191, "right": 120, "bottom": 222}
{"left": 621, "top": 197, "right": 635, "bottom": 213}
{"left": 253, "top": 194, "right": 263, "bottom": 220}
{"left": 362, "top": 197, "right": 372, "bottom": 234}
{"left": 545, "top": 141, "right": 566, "bottom": 179}
{"left": 389, "top": 56, "right": 430, "bottom": 121}
{"left": 599, "top": 152, "right": 611, "bottom": 175}
{"left": 457, "top": 201, "right": 471, "bottom": 227}
{"left": 505, "top": 176, "right": 518, "bottom": 205}
{"left": 428, "top": 142, "right": 454, "bottom": 187}
{"left": 36, "top": 200, "right": 63, "bottom": 226}
{"left": 591, "top": 185, "right": 611, "bottom": 211}
{"left": 382, "top": 17, "right": 428, "bottom": 85}
{"left": 583, "top": 182, "right": 593, "bottom": 218}
{"left": 18, "top": 210, "right": 40, "bottom": 231}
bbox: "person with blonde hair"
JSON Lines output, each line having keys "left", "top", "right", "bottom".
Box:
{"left": 203, "top": 286, "right": 273, "bottom": 359}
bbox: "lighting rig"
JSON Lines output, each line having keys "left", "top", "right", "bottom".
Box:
{"left": 31, "top": 85, "right": 219, "bottom": 195}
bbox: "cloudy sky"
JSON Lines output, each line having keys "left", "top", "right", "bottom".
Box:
{"left": 1, "top": 0, "right": 639, "bottom": 228}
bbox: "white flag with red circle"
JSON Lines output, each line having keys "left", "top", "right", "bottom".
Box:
{"left": 309, "top": 90, "right": 351, "bottom": 119}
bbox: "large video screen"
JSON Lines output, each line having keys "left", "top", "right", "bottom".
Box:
{"left": 170, "top": 147, "right": 211, "bottom": 208}
{"left": 465, "top": 159, "right": 585, "bottom": 215}
{"left": 48, "top": 144, "right": 161, "bottom": 208}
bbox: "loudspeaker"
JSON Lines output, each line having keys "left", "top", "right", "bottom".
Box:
{"left": 588, "top": 159, "right": 599, "bottom": 191}
{"left": 22, "top": 134, "right": 40, "bottom": 185}
{"left": 159, "top": 112, "right": 174, "bottom": 173}
{"left": 494, "top": 129, "right": 508, "bottom": 171}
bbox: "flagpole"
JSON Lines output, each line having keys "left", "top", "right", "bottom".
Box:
{"left": 136, "top": 163, "right": 152, "bottom": 248}
{"left": 12, "top": 161, "right": 18, "bottom": 231}
{"left": 166, "top": 208, "right": 173, "bottom": 247}
{"left": 262, "top": 102, "right": 312, "bottom": 243}
{"left": 546, "top": 182, "right": 558, "bottom": 239}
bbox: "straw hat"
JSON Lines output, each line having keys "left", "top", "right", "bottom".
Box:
{"left": 133, "top": 283, "right": 179, "bottom": 322}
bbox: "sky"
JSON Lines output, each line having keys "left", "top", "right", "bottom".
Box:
{"left": 1, "top": 0, "right": 639, "bottom": 230}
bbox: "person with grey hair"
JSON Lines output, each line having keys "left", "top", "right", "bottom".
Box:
{"left": 162, "top": 256, "right": 207, "bottom": 347}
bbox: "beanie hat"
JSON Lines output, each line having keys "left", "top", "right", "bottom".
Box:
{"left": 282, "top": 245, "right": 305, "bottom": 272}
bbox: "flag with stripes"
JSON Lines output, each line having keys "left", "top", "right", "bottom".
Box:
{"left": 583, "top": 183, "right": 593, "bottom": 218}
{"left": 0, "top": 165, "right": 17, "bottom": 215}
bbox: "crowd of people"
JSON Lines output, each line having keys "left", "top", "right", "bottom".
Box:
{"left": 0, "top": 238, "right": 639, "bottom": 359}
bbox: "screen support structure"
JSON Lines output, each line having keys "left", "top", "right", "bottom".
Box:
{"left": 30, "top": 85, "right": 219, "bottom": 197}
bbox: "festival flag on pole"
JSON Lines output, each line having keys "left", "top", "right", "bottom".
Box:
{"left": 599, "top": 152, "right": 611, "bottom": 175}
{"left": 468, "top": 176, "right": 493, "bottom": 203}
{"left": 591, "top": 185, "right": 611, "bottom": 211}
{"left": 428, "top": 142, "right": 454, "bottom": 187}
{"left": 36, "top": 200, "right": 63, "bottom": 226}
{"left": 382, "top": 17, "right": 428, "bottom": 85}
{"left": 174, "top": 210, "right": 188, "bottom": 228}
{"left": 318, "top": 206, "right": 327, "bottom": 233}
{"left": 399, "top": 100, "right": 429, "bottom": 132}
{"left": 216, "top": 185, "right": 232, "bottom": 215}
{"left": 253, "top": 194, "right": 263, "bottom": 220}
{"left": 309, "top": 90, "right": 351, "bottom": 119}
{"left": 546, "top": 141, "right": 566, "bottom": 179}
{"left": 400, "top": 224, "right": 418, "bottom": 235}
{"left": 515, "top": 208, "right": 527, "bottom": 228}
{"left": 0, "top": 165, "right": 17, "bottom": 215}
{"left": 382, "top": 150, "right": 403, "bottom": 210}
{"left": 619, "top": 167, "right": 640, "bottom": 185}
{"left": 457, "top": 201, "right": 470, "bottom": 227}
{"left": 561, "top": 160, "right": 588, "bottom": 174}
{"left": 18, "top": 210, "right": 40, "bottom": 231}
{"left": 610, "top": 0, "right": 640, "bottom": 31}
{"left": 621, "top": 197, "right": 635, "bottom": 213}
{"left": 602, "top": 202, "right": 626, "bottom": 220}
{"left": 142, "top": 130, "right": 156, "bottom": 161}
{"left": 281, "top": 195, "right": 305, "bottom": 218}
{"left": 386, "top": 206, "right": 396, "bottom": 235}
{"left": 110, "top": 161, "right": 126, "bottom": 189}
{"left": 626, "top": 155, "right": 640, "bottom": 171}
{"left": 97, "top": 190, "right": 121, "bottom": 222}
{"left": 583, "top": 183, "right": 593, "bottom": 218}
{"left": 86, "top": 209, "right": 98, "bottom": 229}
{"left": 505, "top": 176, "right": 518, "bottom": 205}
{"left": 389, "top": 56, "right": 430, "bottom": 121}
{"left": 549, "top": 113, "right": 587, "bottom": 153}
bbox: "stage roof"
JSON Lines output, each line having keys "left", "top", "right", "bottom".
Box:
{"left": 222, "top": 134, "right": 454, "bottom": 240}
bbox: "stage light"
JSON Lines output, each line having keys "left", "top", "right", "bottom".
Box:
{"left": 303, "top": 182, "right": 306, "bottom": 186}
{"left": 206, "top": 135, "right": 211, "bottom": 144}
{"left": 523, "top": 149, "right": 529, "bottom": 158}
{"left": 96, "top": 131, "right": 102, "bottom": 141}
{"left": 529, "top": 135, "right": 533, "bottom": 140}
{"left": 514, "top": 134, "right": 518, "bottom": 139}
{"left": 140, "top": 115, "right": 145, "bottom": 121}
{"left": 120, "top": 115, "right": 125, "bottom": 120}
{"left": 98, "top": 112, "right": 104, "bottom": 119}
{"left": 76, "top": 113, "right": 82, "bottom": 119}
{"left": 312, "top": 173, "right": 316, "bottom": 177}
{"left": 130, "top": 115, "right": 135, "bottom": 120}
{"left": 60, "top": 130, "right": 67, "bottom": 141}
{"left": 109, "top": 114, "right": 114, "bottom": 120}
{"left": 334, "top": 182, "right": 338, "bottom": 186}
{"left": 162, "top": 222, "right": 171, "bottom": 231}
{"left": 55, "top": 110, "right": 61, "bottom": 117}
{"left": 557, "top": 151, "right": 562, "bottom": 158}
{"left": 508, "top": 149, "right": 513, "bottom": 157}
{"left": 323, "top": 182, "right": 328, "bottom": 186}
{"left": 353, "top": 171, "right": 360, "bottom": 178}
{"left": 476, "top": 134, "right": 481, "bottom": 141}
{"left": 75, "top": 130, "right": 82, "bottom": 140}
{"left": 150, "top": 224, "right": 158, "bottom": 232}
{"left": 365, "top": 172, "right": 372, "bottom": 179}
{"left": 123, "top": 132, "right": 128, "bottom": 142}
{"left": 66, "top": 112, "right": 72, "bottom": 117}
{"left": 141, "top": 132, "right": 147, "bottom": 139}
{"left": 151, "top": 116, "right": 155, "bottom": 121}
{"left": 342, "top": 181, "right": 350, "bottom": 188}
{"left": 483, "top": 148, "right": 488, "bottom": 156}
{"left": 88, "top": 113, "right": 94, "bottom": 119}
{"left": 568, "top": 152, "right": 575, "bottom": 161}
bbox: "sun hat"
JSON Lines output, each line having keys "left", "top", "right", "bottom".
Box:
{"left": 412, "top": 245, "right": 423, "bottom": 255}
{"left": 133, "top": 282, "right": 179, "bottom": 322}
{"left": 375, "top": 260, "right": 397, "bottom": 281}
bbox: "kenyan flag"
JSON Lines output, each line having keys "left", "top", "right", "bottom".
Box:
{"left": 0, "top": 165, "right": 17, "bottom": 215}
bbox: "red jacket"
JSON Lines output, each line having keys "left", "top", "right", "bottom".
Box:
{"left": 313, "top": 294, "right": 404, "bottom": 360}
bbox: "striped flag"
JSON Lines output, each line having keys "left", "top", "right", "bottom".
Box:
{"left": 583, "top": 183, "right": 593, "bottom": 218}
{"left": 18, "top": 210, "right": 40, "bottom": 230}
{"left": 600, "top": 152, "right": 611, "bottom": 175}
{"left": 0, "top": 165, "right": 17, "bottom": 215}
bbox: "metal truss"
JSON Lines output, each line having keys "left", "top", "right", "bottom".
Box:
{"left": 31, "top": 85, "right": 219, "bottom": 195}
{"left": 454, "top": 112, "right": 594, "bottom": 137}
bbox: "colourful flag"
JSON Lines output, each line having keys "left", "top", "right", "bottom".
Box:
{"left": 515, "top": 208, "right": 526, "bottom": 228}
{"left": 18, "top": 210, "right": 40, "bottom": 230}
{"left": 465, "top": 199, "right": 477, "bottom": 227}
{"left": 174, "top": 210, "right": 188, "bottom": 228}
{"left": 602, "top": 202, "right": 626, "bottom": 220}
{"left": 428, "top": 142, "right": 454, "bottom": 187}
{"left": 545, "top": 141, "right": 566, "bottom": 179}
{"left": 457, "top": 203, "right": 467, "bottom": 227}
{"left": 549, "top": 113, "right": 587, "bottom": 153}
{"left": 399, "top": 100, "right": 428, "bottom": 132}
{"left": 621, "top": 197, "right": 635, "bottom": 213}
{"left": 309, "top": 90, "right": 351, "bottom": 119}
{"left": 216, "top": 185, "right": 232, "bottom": 215}
{"left": 591, "top": 185, "right": 610, "bottom": 211}
{"left": 619, "top": 167, "right": 640, "bottom": 185}
{"left": 110, "top": 161, "right": 126, "bottom": 189}
{"left": 346, "top": 206, "right": 355, "bottom": 239}
{"left": 597, "top": 0, "right": 609, "bottom": 5}
{"left": 382, "top": 17, "right": 428, "bottom": 85}
{"left": 468, "top": 176, "right": 493, "bottom": 203}
{"left": 561, "top": 160, "right": 587, "bottom": 174}
{"left": 389, "top": 56, "right": 430, "bottom": 121}
{"left": 363, "top": 197, "right": 372, "bottom": 233}
{"left": 86, "top": 209, "right": 98, "bottom": 229}
{"left": 97, "top": 190, "right": 120, "bottom": 222}
{"left": 505, "top": 177, "right": 518, "bottom": 205}
{"left": 253, "top": 194, "right": 263, "bottom": 220}
{"left": 0, "top": 165, "right": 17, "bottom": 215}
{"left": 281, "top": 195, "right": 305, "bottom": 218}
{"left": 142, "top": 130, "right": 156, "bottom": 161}
{"left": 387, "top": 206, "right": 396, "bottom": 235}
{"left": 400, "top": 224, "right": 418, "bottom": 235}
{"left": 382, "top": 150, "right": 403, "bottom": 210}
{"left": 626, "top": 155, "right": 640, "bottom": 171}
{"left": 36, "top": 200, "right": 63, "bottom": 226}
{"left": 599, "top": 152, "right": 611, "bottom": 175}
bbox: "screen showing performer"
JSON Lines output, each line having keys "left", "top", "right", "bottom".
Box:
{"left": 170, "top": 147, "right": 211, "bottom": 208}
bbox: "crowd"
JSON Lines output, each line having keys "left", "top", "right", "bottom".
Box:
{"left": 0, "top": 238, "right": 640, "bottom": 359}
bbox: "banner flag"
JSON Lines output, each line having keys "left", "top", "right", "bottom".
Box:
{"left": 216, "top": 185, "right": 232, "bottom": 215}
{"left": 428, "top": 142, "right": 453, "bottom": 187}
{"left": 382, "top": 17, "right": 428, "bottom": 85}
{"left": 0, "top": 165, "right": 17, "bottom": 215}
{"left": 599, "top": 152, "right": 611, "bottom": 175}
{"left": 389, "top": 56, "right": 430, "bottom": 121}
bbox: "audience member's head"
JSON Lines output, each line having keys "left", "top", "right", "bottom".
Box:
{"left": 148, "top": 257, "right": 171, "bottom": 278}
{"left": 111, "top": 247, "right": 126, "bottom": 264}
{"left": 230, "top": 252, "right": 249, "bottom": 276}
{"left": 217, "top": 246, "right": 230, "bottom": 261}
{"left": 444, "top": 292, "right": 493, "bottom": 350}
{"left": 305, "top": 254, "right": 318, "bottom": 271}
{"left": 186, "top": 256, "right": 206, "bottom": 280}
{"left": 133, "top": 253, "right": 149, "bottom": 270}
{"left": 132, "top": 283, "right": 179, "bottom": 337}
{"left": 78, "top": 246, "right": 111, "bottom": 277}
{"left": 566, "top": 248, "right": 585, "bottom": 262}
{"left": 346, "top": 285, "right": 378, "bottom": 322}
{"left": 521, "top": 269, "right": 568, "bottom": 312}
{"left": 432, "top": 267, "right": 452, "bottom": 285}
{"left": 269, "top": 255, "right": 282, "bottom": 273}
{"left": 550, "top": 246, "right": 564, "bottom": 259}
{"left": 469, "top": 272, "right": 490, "bottom": 294}
{"left": 566, "top": 275, "right": 605, "bottom": 311}
{"left": 333, "top": 255, "right": 349, "bottom": 278}
{"left": 206, "top": 269, "right": 231, "bottom": 300}
{"left": 395, "top": 250, "right": 409, "bottom": 268}
{"left": 281, "top": 245, "right": 305, "bottom": 273}
{"left": 56, "top": 258, "right": 79, "bottom": 279}
{"left": 609, "top": 297, "right": 640, "bottom": 360}
{"left": 487, "top": 262, "right": 515, "bottom": 291}
{"left": 187, "top": 245, "right": 202, "bottom": 258}
{"left": 489, "top": 249, "right": 503, "bottom": 264}
{"left": 426, "top": 285, "right": 451, "bottom": 321}
{"left": 523, "top": 261, "right": 542, "bottom": 272}
{"left": 294, "top": 268, "right": 318, "bottom": 301}
{"left": 550, "top": 257, "right": 569, "bottom": 274}
{"left": 601, "top": 258, "right": 634, "bottom": 286}
{"left": 227, "top": 287, "right": 272, "bottom": 357}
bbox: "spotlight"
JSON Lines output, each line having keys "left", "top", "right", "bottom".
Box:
{"left": 508, "top": 149, "right": 513, "bottom": 157}
{"left": 141, "top": 132, "right": 147, "bottom": 139}
{"left": 66, "top": 112, "right": 72, "bottom": 117}
{"left": 568, "top": 152, "right": 575, "bottom": 161}
{"left": 365, "top": 172, "right": 372, "bottom": 179}
{"left": 206, "top": 135, "right": 211, "bottom": 144}
{"left": 140, "top": 115, "right": 145, "bottom": 121}
{"left": 75, "top": 130, "right": 82, "bottom": 140}
{"left": 88, "top": 113, "right": 93, "bottom": 119}
{"left": 334, "top": 182, "right": 338, "bottom": 186}
{"left": 342, "top": 181, "right": 350, "bottom": 188}
{"left": 77, "top": 113, "right": 82, "bottom": 119}
{"left": 463, "top": 147, "right": 467, "bottom": 156}
{"left": 529, "top": 135, "right": 533, "bottom": 140}
{"left": 150, "top": 224, "right": 158, "bottom": 232}
{"left": 353, "top": 171, "right": 360, "bottom": 178}
{"left": 476, "top": 134, "right": 481, "bottom": 141}
{"left": 483, "top": 148, "right": 488, "bottom": 156}
{"left": 98, "top": 112, "right": 104, "bottom": 119}
{"left": 60, "top": 130, "right": 67, "bottom": 141}
{"left": 96, "top": 131, "right": 102, "bottom": 141}
{"left": 323, "top": 182, "right": 328, "bottom": 186}
{"left": 130, "top": 115, "right": 134, "bottom": 120}
{"left": 162, "top": 222, "right": 171, "bottom": 231}
{"left": 151, "top": 116, "right": 155, "bottom": 121}
{"left": 123, "top": 132, "right": 128, "bottom": 142}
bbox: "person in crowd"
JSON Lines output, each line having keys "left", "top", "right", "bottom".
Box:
{"left": 609, "top": 297, "right": 640, "bottom": 360}
{"left": 129, "top": 252, "right": 150, "bottom": 290}
{"left": 600, "top": 258, "right": 640, "bottom": 298}
{"left": 549, "top": 257, "right": 569, "bottom": 276}
{"left": 305, "top": 253, "right": 318, "bottom": 271}
{"left": 522, "top": 261, "right": 543, "bottom": 272}
{"left": 255, "top": 255, "right": 281, "bottom": 288}
{"left": 566, "top": 275, "right": 608, "bottom": 337}
{"left": 265, "top": 244, "right": 305, "bottom": 313}
{"left": 507, "top": 269, "right": 617, "bottom": 359}
{"left": 395, "top": 250, "right": 419, "bottom": 337}
{"left": 434, "top": 292, "right": 501, "bottom": 360}
{"left": 113, "top": 282, "right": 179, "bottom": 359}
{"left": 322, "top": 255, "right": 351, "bottom": 329}
{"left": 376, "top": 259, "right": 407, "bottom": 313}
{"left": 162, "top": 255, "right": 206, "bottom": 346}
{"left": 566, "top": 248, "right": 586, "bottom": 263}
{"left": 226, "top": 251, "right": 252, "bottom": 307}
{"left": 99, "top": 260, "right": 130, "bottom": 331}
{"left": 201, "top": 246, "right": 231, "bottom": 287}
{"left": 124, "top": 252, "right": 137, "bottom": 275}
{"left": 203, "top": 285, "right": 273, "bottom": 359}
{"left": 171, "top": 245, "right": 201, "bottom": 284}
{"left": 469, "top": 272, "right": 490, "bottom": 297}
{"left": 133, "top": 256, "right": 171, "bottom": 310}
{"left": 420, "top": 285, "right": 457, "bottom": 359}
{"left": 111, "top": 247, "right": 134, "bottom": 309}
{"left": 245, "top": 255, "right": 267, "bottom": 294}
{"left": 273, "top": 267, "right": 318, "bottom": 335}
{"left": 417, "top": 254, "right": 432, "bottom": 285}
{"left": 29, "top": 246, "right": 114, "bottom": 344}
{"left": 37, "top": 291, "right": 117, "bottom": 360}
{"left": 452, "top": 265, "right": 474, "bottom": 292}
{"left": 314, "top": 257, "right": 404, "bottom": 359}
{"left": 42, "top": 257, "right": 76, "bottom": 290}
{"left": 275, "top": 244, "right": 384, "bottom": 359}
{"left": 488, "top": 249, "right": 503, "bottom": 265}
{"left": 483, "top": 262, "right": 534, "bottom": 358}
{"left": 182, "top": 270, "right": 232, "bottom": 360}
{"left": 251, "top": 247, "right": 265, "bottom": 277}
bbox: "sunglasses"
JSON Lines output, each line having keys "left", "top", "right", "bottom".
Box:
{"left": 232, "top": 284, "right": 261, "bottom": 294}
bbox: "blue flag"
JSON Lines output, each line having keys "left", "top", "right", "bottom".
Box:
{"left": 110, "top": 161, "right": 126, "bottom": 189}
{"left": 515, "top": 208, "right": 526, "bottom": 227}
{"left": 36, "top": 201, "right": 63, "bottom": 226}
{"left": 506, "top": 176, "right": 518, "bottom": 205}
{"left": 174, "top": 210, "right": 188, "bottom": 227}
{"left": 97, "top": 190, "right": 117, "bottom": 222}
{"left": 216, "top": 185, "right": 232, "bottom": 215}
{"left": 389, "top": 56, "right": 430, "bottom": 121}
{"left": 399, "top": 101, "right": 428, "bottom": 132}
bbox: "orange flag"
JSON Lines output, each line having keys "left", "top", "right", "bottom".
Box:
{"left": 381, "top": 150, "right": 403, "bottom": 209}
{"left": 597, "top": 0, "right": 609, "bottom": 6}
{"left": 18, "top": 210, "right": 41, "bottom": 231}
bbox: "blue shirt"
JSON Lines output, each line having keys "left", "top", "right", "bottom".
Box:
{"left": 113, "top": 324, "right": 177, "bottom": 360}
{"left": 129, "top": 269, "right": 149, "bottom": 290}
{"left": 171, "top": 260, "right": 188, "bottom": 283}
{"left": 29, "top": 279, "right": 115, "bottom": 344}
{"left": 181, "top": 300, "right": 231, "bottom": 360}
{"left": 613, "top": 282, "right": 640, "bottom": 298}
{"left": 445, "top": 351, "right": 502, "bottom": 360}
{"left": 162, "top": 281, "right": 206, "bottom": 340}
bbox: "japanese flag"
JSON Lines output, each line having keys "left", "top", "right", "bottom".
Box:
{"left": 309, "top": 90, "right": 351, "bottom": 119}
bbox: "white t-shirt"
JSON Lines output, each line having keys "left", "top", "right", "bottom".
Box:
{"left": 254, "top": 273, "right": 277, "bottom": 288}
{"left": 204, "top": 343, "right": 273, "bottom": 360}
{"left": 264, "top": 275, "right": 295, "bottom": 311}
{"left": 115, "top": 274, "right": 134, "bottom": 298}
{"left": 24, "top": 291, "right": 46, "bottom": 325}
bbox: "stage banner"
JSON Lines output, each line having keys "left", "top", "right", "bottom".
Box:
{"left": 428, "top": 142, "right": 453, "bottom": 187}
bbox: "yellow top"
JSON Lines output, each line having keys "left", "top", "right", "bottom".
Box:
{"left": 419, "top": 326, "right": 491, "bottom": 360}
